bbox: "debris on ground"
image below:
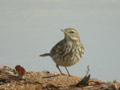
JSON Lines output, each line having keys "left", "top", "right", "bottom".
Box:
{"left": 0, "top": 65, "right": 120, "bottom": 90}
{"left": 75, "top": 65, "right": 90, "bottom": 87}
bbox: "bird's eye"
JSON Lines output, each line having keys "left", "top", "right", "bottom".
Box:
{"left": 69, "top": 31, "right": 74, "bottom": 34}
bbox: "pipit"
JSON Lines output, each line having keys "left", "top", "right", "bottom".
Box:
{"left": 40, "top": 28, "right": 84, "bottom": 76}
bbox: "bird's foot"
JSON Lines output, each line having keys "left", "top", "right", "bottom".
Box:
{"left": 54, "top": 72, "right": 70, "bottom": 76}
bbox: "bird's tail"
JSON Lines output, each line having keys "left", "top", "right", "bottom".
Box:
{"left": 40, "top": 53, "right": 51, "bottom": 57}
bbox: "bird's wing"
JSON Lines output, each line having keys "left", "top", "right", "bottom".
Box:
{"left": 50, "top": 40, "right": 65, "bottom": 56}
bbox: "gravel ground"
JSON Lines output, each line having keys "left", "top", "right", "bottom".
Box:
{"left": 0, "top": 65, "right": 120, "bottom": 90}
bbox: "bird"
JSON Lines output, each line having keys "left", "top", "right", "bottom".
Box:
{"left": 40, "top": 28, "right": 84, "bottom": 76}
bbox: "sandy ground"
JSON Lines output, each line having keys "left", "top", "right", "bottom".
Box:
{"left": 0, "top": 65, "right": 120, "bottom": 90}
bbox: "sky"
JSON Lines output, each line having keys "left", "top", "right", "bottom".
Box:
{"left": 0, "top": 0, "right": 120, "bottom": 81}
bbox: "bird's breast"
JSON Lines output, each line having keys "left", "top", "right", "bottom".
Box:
{"left": 52, "top": 42, "right": 83, "bottom": 67}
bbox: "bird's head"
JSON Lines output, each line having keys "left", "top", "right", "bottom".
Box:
{"left": 61, "top": 28, "right": 80, "bottom": 41}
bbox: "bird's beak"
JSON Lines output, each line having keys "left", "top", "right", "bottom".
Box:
{"left": 61, "top": 29, "right": 67, "bottom": 34}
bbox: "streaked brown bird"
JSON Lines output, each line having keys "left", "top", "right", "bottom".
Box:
{"left": 40, "top": 28, "right": 84, "bottom": 76}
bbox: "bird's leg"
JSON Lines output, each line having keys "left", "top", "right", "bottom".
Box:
{"left": 56, "top": 65, "right": 63, "bottom": 75}
{"left": 65, "top": 66, "right": 71, "bottom": 76}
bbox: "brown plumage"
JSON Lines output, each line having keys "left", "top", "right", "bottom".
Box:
{"left": 40, "top": 28, "right": 84, "bottom": 76}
